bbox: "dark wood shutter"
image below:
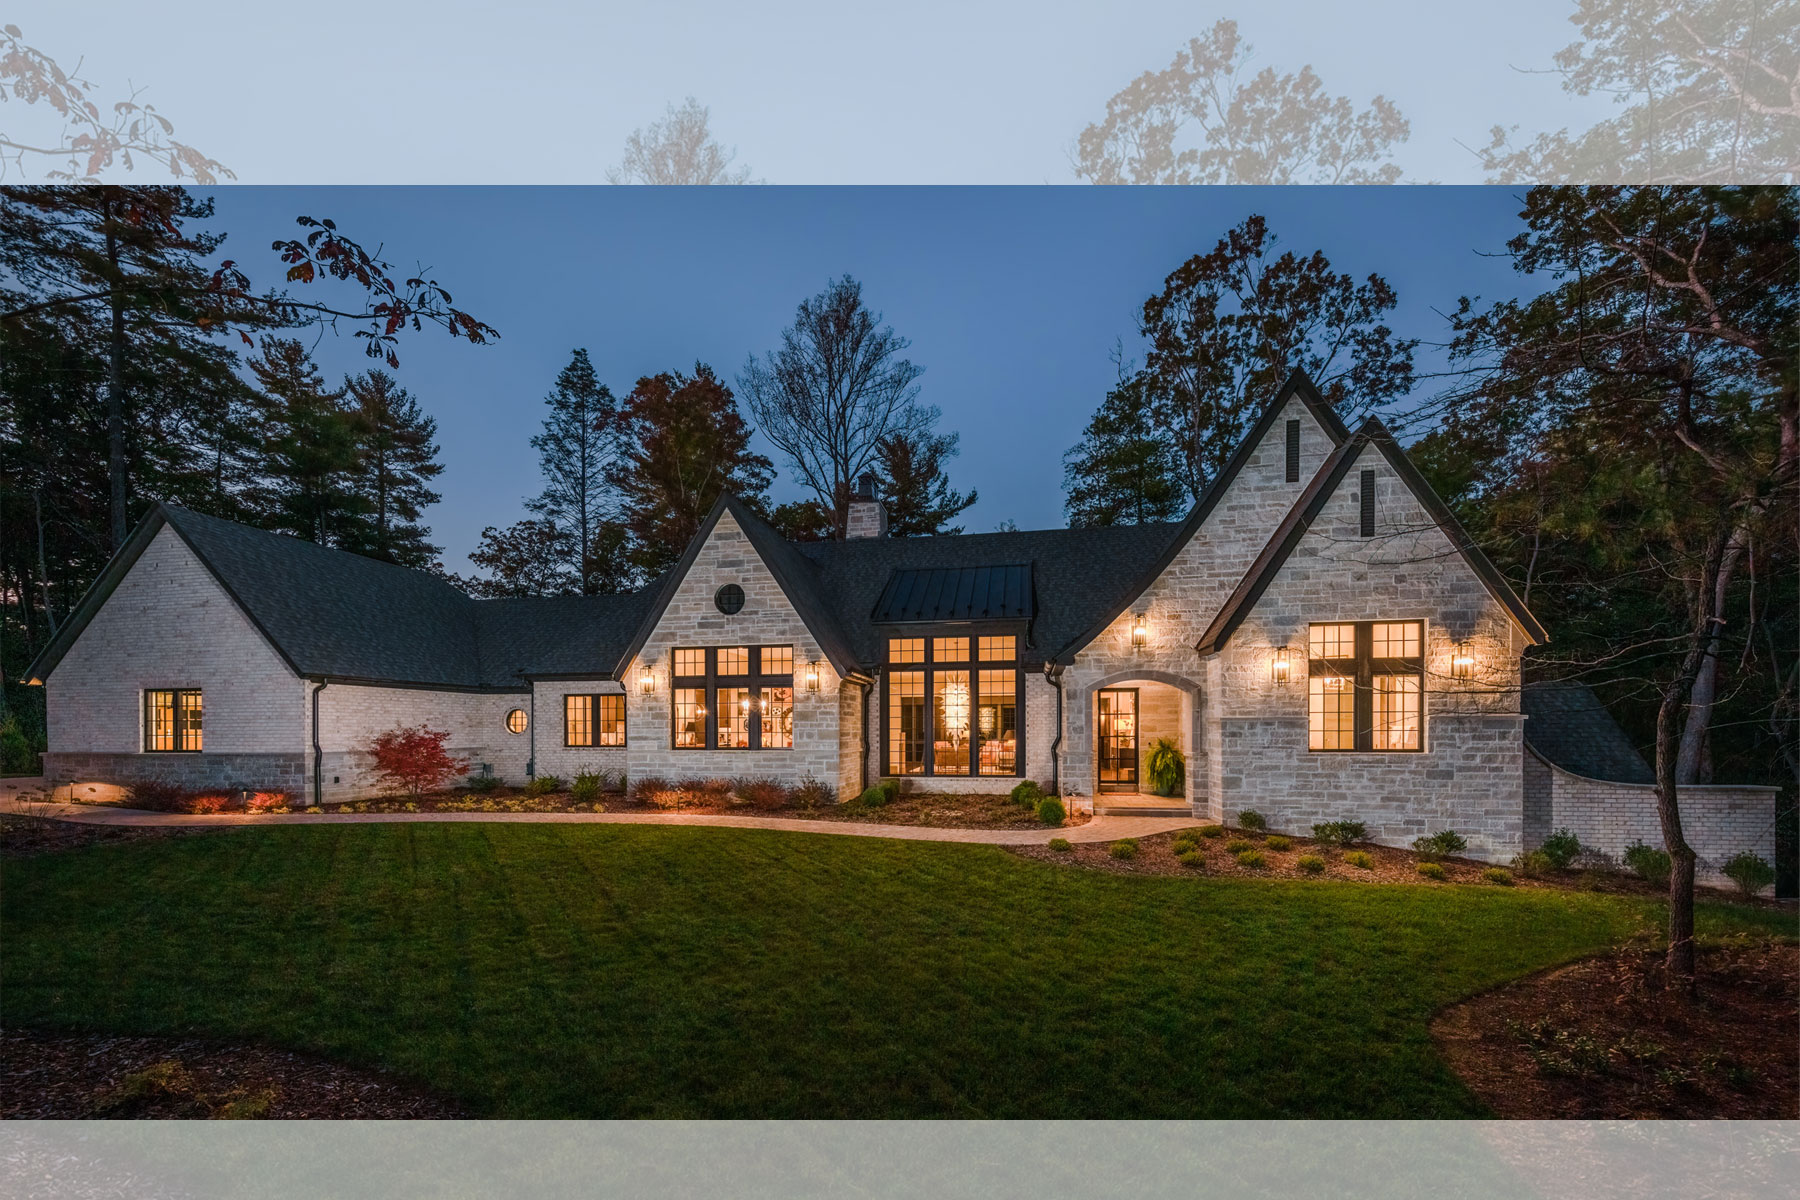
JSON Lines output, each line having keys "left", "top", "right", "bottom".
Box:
{"left": 1359, "top": 469, "right": 1376, "bottom": 537}
{"left": 1285, "top": 419, "right": 1301, "bottom": 482}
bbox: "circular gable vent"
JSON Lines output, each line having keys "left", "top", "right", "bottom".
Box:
{"left": 714, "top": 584, "right": 745, "bottom": 615}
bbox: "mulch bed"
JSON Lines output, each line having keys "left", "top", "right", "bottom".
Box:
{"left": 0, "top": 1028, "right": 466, "bottom": 1119}
{"left": 1, "top": 813, "right": 218, "bottom": 858}
{"left": 1433, "top": 939, "right": 1799, "bottom": 1119}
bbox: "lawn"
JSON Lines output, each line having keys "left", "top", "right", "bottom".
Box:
{"left": 2, "top": 823, "right": 1787, "bottom": 1118}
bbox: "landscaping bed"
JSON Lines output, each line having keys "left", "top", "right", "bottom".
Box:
{"left": 0, "top": 1028, "right": 465, "bottom": 1119}
{"left": 1, "top": 812, "right": 216, "bottom": 858}
{"left": 1433, "top": 939, "right": 1798, "bottom": 1119}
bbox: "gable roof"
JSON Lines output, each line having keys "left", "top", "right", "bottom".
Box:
{"left": 1050, "top": 368, "right": 1352, "bottom": 665}
{"left": 1194, "top": 418, "right": 1548, "bottom": 655}
{"left": 1521, "top": 681, "right": 1654, "bottom": 784}
{"left": 872, "top": 564, "right": 1034, "bottom": 623}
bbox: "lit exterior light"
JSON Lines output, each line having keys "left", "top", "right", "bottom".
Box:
{"left": 805, "top": 661, "right": 820, "bottom": 692}
{"left": 1451, "top": 643, "right": 1475, "bottom": 681}
{"left": 638, "top": 662, "right": 656, "bottom": 693}
{"left": 1271, "top": 647, "right": 1292, "bottom": 685}
{"left": 1131, "top": 614, "right": 1148, "bottom": 650}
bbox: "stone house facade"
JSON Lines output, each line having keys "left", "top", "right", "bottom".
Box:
{"left": 26, "top": 371, "right": 1777, "bottom": 874}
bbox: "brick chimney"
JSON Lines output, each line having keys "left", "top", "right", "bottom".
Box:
{"left": 846, "top": 472, "right": 887, "bottom": 539}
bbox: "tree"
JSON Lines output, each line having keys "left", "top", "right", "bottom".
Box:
{"left": 1074, "top": 20, "right": 1409, "bottom": 184}
{"left": 763, "top": 500, "right": 835, "bottom": 542}
{"left": 617, "top": 364, "right": 772, "bottom": 576}
{"left": 739, "top": 276, "right": 935, "bottom": 538}
{"left": 1063, "top": 374, "right": 1189, "bottom": 527}
{"left": 343, "top": 369, "right": 444, "bottom": 567}
{"left": 1432, "top": 185, "right": 1797, "bottom": 985}
{"left": 1135, "top": 214, "right": 1416, "bottom": 502}
{"left": 248, "top": 338, "right": 364, "bottom": 548}
{"left": 874, "top": 430, "right": 978, "bottom": 536}
{"left": 449, "top": 519, "right": 581, "bottom": 598}
{"left": 1476, "top": 0, "right": 1800, "bottom": 184}
{"left": 526, "top": 349, "right": 628, "bottom": 593}
{"left": 368, "top": 724, "right": 469, "bottom": 799}
{"left": 606, "top": 97, "right": 757, "bottom": 185}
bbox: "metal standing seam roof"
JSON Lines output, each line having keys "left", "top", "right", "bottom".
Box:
{"left": 871, "top": 564, "right": 1033, "bottom": 623}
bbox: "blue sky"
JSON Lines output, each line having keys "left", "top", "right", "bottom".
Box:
{"left": 199, "top": 185, "right": 1544, "bottom": 568}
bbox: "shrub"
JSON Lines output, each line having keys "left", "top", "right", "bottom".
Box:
{"left": 1037, "top": 797, "right": 1067, "bottom": 826}
{"left": 789, "top": 778, "right": 835, "bottom": 811}
{"left": 1722, "top": 851, "right": 1775, "bottom": 898}
{"left": 734, "top": 778, "right": 789, "bottom": 810}
{"left": 1236, "top": 809, "right": 1267, "bottom": 831}
{"left": 245, "top": 791, "right": 289, "bottom": 812}
{"left": 570, "top": 771, "right": 604, "bottom": 802}
{"left": 1198, "top": 825, "right": 1226, "bottom": 839}
{"left": 1235, "top": 849, "right": 1266, "bottom": 869}
{"left": 369, "top": 725, "right": 469, "bottom": 799}
{"left": 1265, "top": 835, "right": 1292, "bottom": 852}
{"left": 465, "top": 772, "right": 501, "bottom": 793}
{"left": 1540, "top": 827, "right": 1582, "bottom": 870}
{"left": 1344, "top": 850, "right": 1373, "bottom": 870}
{"left": 1170, "top": 832, "right": 1200, "bottom": 855}
{"left": 188, "top": 793, "right": 233, "bottom": 814}
{"left": 1109, "top": 839, "right": 1139, "bottom": 860}
{"left": 1412, "top": 830, "right": 1468, "bottom": 861}
{"left": 878, "top": 778, "right": 902, "bottom": 804}
{"left": 1178, "top": 849, "right": 1206, "bottom": 870}
{"left": 1311, "top": 819, "right": 1367, "bottom": 847}
{"left": 1146, "top": 738, "right": 1185, "bottom": 797}
{"left": 1048, "top": 837, "right": 1072, "bottom": 853}
{"left": 1010, "top": 779, "right": 1043, "bottom": 808}
{"left": 1623, "top": 841, "right": 1672, "bottom": 887}
{"left": 1482, "top": 867, "right": 1515, "bottom": 886}
{"left": 1417, "top": 862, "right": 1448, "bottom": 881}
{"left": 1511, "top": 849, "right": 1553, "bottom": 878}
{"left": 855, "top": 785, "right": 890, "bottom": 808}
{"left": 0, "top": 714, "right": 38, "bottom": 774}
{"left": 1296, "top": 854, "right": 1325, "bottom": 874}
{"left": 524, "top": 774, "right": 564, "bottom": 797}
{"left": 124, "top": 780, "right": 196, "bottom": 812}
{"left": 629, "top": 776, "right": 668, "bottom": 802}
{"left": 1224, "top": 839, "right": 1253, "bottom": 855}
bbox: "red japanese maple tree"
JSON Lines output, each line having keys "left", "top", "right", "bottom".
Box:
{"left": 368, "top": 725, "right": 469, "bottom": 799}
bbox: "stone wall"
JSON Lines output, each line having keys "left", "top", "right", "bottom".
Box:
{"left": 1523, "top": 749, "right": 1779, "bottom": 885}
{"left": 43, "top": 525, "right": 309, "bottom": 786}
{"left": 42, "top": 751, "right": 306, "bottom": 795}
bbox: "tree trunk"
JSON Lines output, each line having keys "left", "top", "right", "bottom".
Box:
{"left": 33, "top": 490, "right": 58, "bottom": 637}
{"left": 105, "top": 204, "right": 129, "bottom": 551}
{"left": 1675, "top": 526, "right": 1747, "bottom": 783}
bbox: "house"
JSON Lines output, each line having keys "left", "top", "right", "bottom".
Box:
{"left": 25, "top": 372, "right": 1777, "bottom": 871}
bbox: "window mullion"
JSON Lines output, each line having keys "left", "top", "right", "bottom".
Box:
{"left": 1355, "top": 622, "right": 1373, "bottom": 752}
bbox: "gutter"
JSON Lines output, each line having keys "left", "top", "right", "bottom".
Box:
{"left": 1044, "top": 662, "right": 1064, "bottom": 794}
{"left": 310, "top": 678, "right": 328, "bottom": 807}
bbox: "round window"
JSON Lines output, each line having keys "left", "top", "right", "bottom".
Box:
{"left": 714, "top": 584, "right": 745, "bottom": 615}
{"left": 505, "top": 708, "right": 528, "bottom": 734}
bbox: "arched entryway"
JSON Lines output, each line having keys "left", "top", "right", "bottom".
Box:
{"left": 1082, "top": 669, "right": 1203, "bottom": 813}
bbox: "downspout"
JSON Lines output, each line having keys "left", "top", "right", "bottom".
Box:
{"left": 311, "top": 678, "right": 328, "bottom": 807}
{"left": 527, "top": 678, "right": 536, "bottom": 779}
{"left": 859, "top": 675, "right": 874, "bottom": 794}
{"left": 1044, "top": 662, "right": 1064, "bottom": 795}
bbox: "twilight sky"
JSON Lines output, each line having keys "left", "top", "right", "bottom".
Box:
{"left": 198, "top": 186, "right": 1546, "bottom": 569}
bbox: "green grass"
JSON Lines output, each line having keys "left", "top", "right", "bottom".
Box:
{"left": 3, "top": 824, "right": 1787, "bottom": 1118}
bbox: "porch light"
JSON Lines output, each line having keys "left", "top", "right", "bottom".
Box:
{"left": 638, "top": 662, "right": 656, "bottom": 693}
{"left": 1450, "top": 643, "right": 1475, "bottom": 681}
{"left": 805, "top": 661, "right": 820, "bottom": 692}
{"left": 1131, "top": 614, "right": 1148, "bottom": 650}
{"left": 1271, "top": 647, "right": 1292, "bottom": 685}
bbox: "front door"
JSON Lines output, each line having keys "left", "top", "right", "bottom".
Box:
{"left": 1096, "top": 688, "right": 1139, "bottom": 793}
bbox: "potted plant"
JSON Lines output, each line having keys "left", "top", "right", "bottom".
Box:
{"left": 1146, "top": 737, "right": 1185, "bottom": 797}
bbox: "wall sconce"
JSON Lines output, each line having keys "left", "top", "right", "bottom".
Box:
{"left": 1450, "top": 643, "right": 1475, "bottom": 681}
{"left": 804, "top": 661, "right": 820, "bottom": 692}
{"left": 1131, "top": 614, "right": 1148, "bottom": 651}
{"left": 638, "top": 662, "right": 657, "bottom": 693}
{"left": 1270, "top": 647, "right": 1292, "bottom": 685}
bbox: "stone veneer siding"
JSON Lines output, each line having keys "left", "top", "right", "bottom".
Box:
{"left": 1523, "top": 748, "right": 1779, "bottom": 886}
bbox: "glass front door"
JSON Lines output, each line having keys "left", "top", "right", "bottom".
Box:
{"left": 1096, "top": 688, "right": 1139, "bottom": 793}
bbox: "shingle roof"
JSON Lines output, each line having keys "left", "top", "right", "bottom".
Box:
{"left": 1522, "top": 681, "right": 1655, "bottom": 784}
{"left": 872, "top": 564, "right": 1034, "bottom": 623}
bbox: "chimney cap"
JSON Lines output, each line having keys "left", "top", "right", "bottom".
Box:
{"left": 854, "top": 472, "right": 878, "bottom": 500}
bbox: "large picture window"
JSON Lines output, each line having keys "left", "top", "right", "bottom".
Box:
{"left": 884, "top": 635, "right": 1021, "bottom": 777}
{"left": 144, "top": 688, "right": 202, "bottom": 752}
{"left": 565, "top": 694, "right": 626, "bottom": 747}
{"left": 1307, "top": 621, "right": 1424, "bottom": 752}
{"left": 670, "top": 645, "right": 795, "bottom": 750}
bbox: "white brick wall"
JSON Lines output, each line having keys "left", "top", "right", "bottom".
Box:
{"left": 529, "top": 681, "right": 630, "bottom": 784}
{"left": 312, "top": 683, "right": 528, "bottom": 803}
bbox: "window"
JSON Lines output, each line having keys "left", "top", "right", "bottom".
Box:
{"left": 884, "top": 634, "right": 1021, "bottom": 776}
{"left": 144, "top": 688, "right": 202, "bottom": 752}
{"left": 505, "top": 708, "right": 528, "bottom": 734}
{"left": 565, "top": 694, "right": 626, "bottom": 747}
{"left": 1307, "top": 620, "right": 1424, "bottom": 752}
{"left": 669, "top": 645, "right": 796, "bottom": 750}
{"left": 714, "top": 584, "right": 745, "bottom": 615}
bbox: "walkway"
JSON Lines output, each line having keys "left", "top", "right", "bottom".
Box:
{"left": 2, "top": 781, "right": 1198, "bottom": 846}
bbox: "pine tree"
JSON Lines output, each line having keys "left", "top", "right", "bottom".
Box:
{"left": 344, "top": 369, "right": 444, "bottom": 566}
{"left": 875, "top": 430, "right": 977, "bottom": 536}
{"left": 248, "top": 338, "right": 364, "bottom": 548}
{"left": 527, "top": 349, "right": 626, "bottom": 593}
{"left": 1063, "top": 374, "right": 1188, "bottom": 527}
